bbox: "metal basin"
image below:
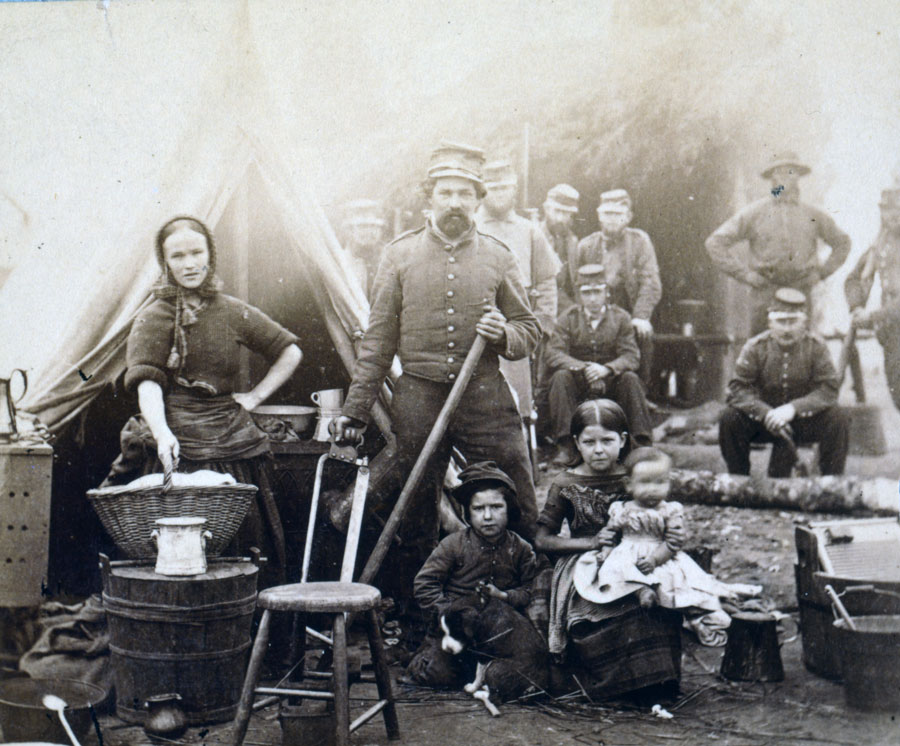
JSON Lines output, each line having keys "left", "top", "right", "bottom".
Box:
{"left": 0, "top": 677, "right": 105, "bottom": 743}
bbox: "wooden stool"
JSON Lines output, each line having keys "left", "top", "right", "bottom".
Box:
{"left": 230, "top": 583, "right": 399, "bottom": 746}
{"left": 720, "top": 611, "right": 784, "bottom": 682}
{"left": 230, "top": 444, "right": 399, "bottom": 746}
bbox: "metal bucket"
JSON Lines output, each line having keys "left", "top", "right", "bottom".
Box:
{"left": 0, "top": 677, "right": 105, "bottom": 743}
{"left": 834, "top": 615, "right": 900, "bottom": 711}
{"left": 101, "top": 555, "right": 257, "bottom": 725}
{"left": 280, "top": 703, "right": 336, "bottom": 746}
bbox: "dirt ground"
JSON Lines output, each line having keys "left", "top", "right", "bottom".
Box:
{"left": 36, "top": 361, "right": 900, "bottom": 744}
{"left": 87, "top": 445, "right": 900, "bottom": 745}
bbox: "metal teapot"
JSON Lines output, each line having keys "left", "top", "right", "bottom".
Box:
{"left": 143, "top": 692, "right": 188, "bottom": 739}
{"left": 0, "top": 369, "right": 27, "bottom": 441}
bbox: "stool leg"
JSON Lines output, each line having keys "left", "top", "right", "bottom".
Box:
{"left": 366, "top": 607, "right": 400, "bottom": 739}
{"left": 288, "top": 611, "right": 307, "bottom": 683}
{"left": 332, "top": 613, "right": 351, "bottom": 746}
{"left": 231, "top": 609, "right": 272, "bottom": 746}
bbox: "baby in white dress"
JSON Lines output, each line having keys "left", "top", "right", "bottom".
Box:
{"left": 574, "top": 447, "right": 760, "bottom": 645}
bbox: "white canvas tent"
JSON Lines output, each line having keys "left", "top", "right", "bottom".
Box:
{"left": 0, "top": 4, "right": 375, "bottom": 432}
{"left": 0, "top": 2, "right": 404, "bottom": 596}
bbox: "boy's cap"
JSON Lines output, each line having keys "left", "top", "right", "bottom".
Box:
{"left": 451, "top": 461, "right": 517, "bottom": 503}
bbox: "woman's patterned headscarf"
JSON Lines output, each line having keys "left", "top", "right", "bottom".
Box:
{"left": 152, "top": 216, "right": 223, "bottom": 372}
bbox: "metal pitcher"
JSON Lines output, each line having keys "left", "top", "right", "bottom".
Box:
{"left": 0, "top": 369, "right": 27, "bottom": 441}
{"left": 151, "top": 517, "right": 212, "bottom": 576}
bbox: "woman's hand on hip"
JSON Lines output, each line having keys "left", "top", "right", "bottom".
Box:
{"left": 232, "top": 392, "right": 261, "bottom": 411}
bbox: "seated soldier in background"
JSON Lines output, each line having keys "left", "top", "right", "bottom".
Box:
{"left": 718, "top": 288, "right": 849, "bottom": 477}
{"left": 404, "top": 462, "right": 539, "bottom": 688}
{"left": 576, "top": 189, "right": 662, "bottom": 384}
{"left": 545, "top": 264, "right": 653, "bottom": 464}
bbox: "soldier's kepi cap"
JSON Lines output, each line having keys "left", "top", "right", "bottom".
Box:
{"left": 344, "top": 198, "right": 386, "bottom": 227}
{"left": 761, "top": 151, "right": 811, "bottom": 179}
{"left": 545, "top": 183, "right": 580, "bottom": 212}
{"left": 427, "top": 140, "right": 485, "bottom": 184}
{"left": 576, "top": 263, "right": 607, "bottom": 289}
{"left": 768, "top": 287, "right": 808, "bottom": 316}
{"left": 483, "top": 159, "right": 518, "bottom": 188}
{"left": 598, "top": 188, "right": 632, "bottom": 210}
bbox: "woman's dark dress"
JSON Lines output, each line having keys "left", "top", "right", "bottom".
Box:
{"left": 104, "top": 293, "right": 298, "bottom": 584}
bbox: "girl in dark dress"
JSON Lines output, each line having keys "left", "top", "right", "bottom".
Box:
{"left": 535, "top": 399, "right": 681, "bottom": 698}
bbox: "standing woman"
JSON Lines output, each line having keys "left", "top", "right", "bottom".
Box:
{"left": 103, "top": 216, "right": 302, "bottom": 583}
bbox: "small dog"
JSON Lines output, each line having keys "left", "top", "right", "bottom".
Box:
{"left": 439, "top": 592, "right": 549, "bottom": 712}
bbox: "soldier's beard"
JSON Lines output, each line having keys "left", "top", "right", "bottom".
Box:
{"left": 547, "top": 219, "right": 570, "bottom": 237}
{"left": 436, "top": 210, "right": 472, "bottom": 238}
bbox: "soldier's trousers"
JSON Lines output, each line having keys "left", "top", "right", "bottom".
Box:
{"left": 548, "top": 369, "right": 653, "bottom": 446}
{"left": 879, "top": 333, "right": 900, "bottom": 412}
{"left": 390, "top": 371, "right": 538, "bottom": 557}
{"left": 718, "top": 406, "right": 849, "bottom": 477}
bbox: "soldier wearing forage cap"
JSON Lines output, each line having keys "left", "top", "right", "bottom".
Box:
{"left": 332, "top": 141, "right": 541, "bottom": 586}
{"left": 576, "top": 189, "right": 662, "bottom": 383}
{"left": 343, "top": 198, "right": 386, "bottom": 300}
{"left": 719, "top": 288, "right": 848, "bottom": 477}
{"left": 475, "top": 159, "right": 561, "bottom": 420}
{"left": 845, "top": 178, "right": 900, "bottom": 411}
{"left": 706, "top": 151, "right": 852, "bottom": 335}
{"left": 545, "top": 264, "right": 653, "bottom": 464}
{"left": 540, "top": 183, "right": 581, "bottom": 312}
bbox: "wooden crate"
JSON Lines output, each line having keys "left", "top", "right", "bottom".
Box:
{"left": 0, "top": 443, "right": 53, "bottom": 607}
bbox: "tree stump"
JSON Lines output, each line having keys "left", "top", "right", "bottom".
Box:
{"left": 720, "top": 611, "right": 784, "bottom": 682}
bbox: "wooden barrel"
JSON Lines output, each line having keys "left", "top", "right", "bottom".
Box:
{"left": 100, "top": 554, "right": 258, "bottom": 725}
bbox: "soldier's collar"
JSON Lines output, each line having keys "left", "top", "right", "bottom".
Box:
{"left": 582, "top": 304, "right": 608, "bottom": 321}
{"left": 427, "top": 218, "right": 477, "bottom": 248}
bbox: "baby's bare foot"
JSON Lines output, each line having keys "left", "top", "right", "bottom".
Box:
{"left": 638, "top": 587, "right": 658, "bottom": 608}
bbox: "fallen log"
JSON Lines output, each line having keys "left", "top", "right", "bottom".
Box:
{"left": 670, "top": 469, "right": 898, "bottom": 515}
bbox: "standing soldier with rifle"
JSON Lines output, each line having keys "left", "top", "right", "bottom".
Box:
{"left": 845, "top": 178, "right": 900, "bottom": 411}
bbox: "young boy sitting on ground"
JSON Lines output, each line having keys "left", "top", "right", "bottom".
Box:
{"left": 403, "top": 461, "right": 540, "bottom": 688}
